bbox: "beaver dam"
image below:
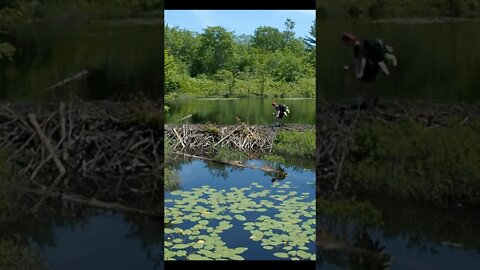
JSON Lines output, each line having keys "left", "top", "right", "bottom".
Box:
{"left": 318, "top": 99, "right": 480, "bottom": 203}
{"left": 0, "top": 100, "right": 162, "bottom": 217}
{"left": 165, "top": 123, "right": 313, "bottom": 154}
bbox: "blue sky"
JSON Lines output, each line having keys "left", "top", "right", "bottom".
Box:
{"left": 165, "top": 10, "right": 315, "bottom": 38}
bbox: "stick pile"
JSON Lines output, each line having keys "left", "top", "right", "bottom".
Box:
{"left": 0, "top": 100, "right": 163, "bottom": 216}
{"left": 165, "top": 123, "right": 313, "bottom": 154}
{"left": 317, "top": 99, "right": 480, "bottom": 183}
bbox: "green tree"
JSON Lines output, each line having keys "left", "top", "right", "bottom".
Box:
{"left": 282, "top": 18, "right": 296, "bottom": 46}
{"left": 164, "top": 25, "right": 199, "bottom": 71}
{"left": 303, "top": 19, "right": 316, "bottom": 50}
{"left": 192, "top": 26, "right": 235, "bottom": 76}
{"left": 252, "top": 26, "right": 284, "bottom": 52}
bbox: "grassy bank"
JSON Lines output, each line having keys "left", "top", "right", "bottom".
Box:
{"left": 341, "top": 119, "right": 480, "bottom": 205}
{"left": 1, "top": 1, "right": 162, "bottom": 21}
{"left": 271, "top": 130, "right": 315, "bottom": 159}
{"left": 0, "top": 238, "right": 47, "bottom": 270}
{"left": 164, "top": 75, "right": 315, "bottom": 101}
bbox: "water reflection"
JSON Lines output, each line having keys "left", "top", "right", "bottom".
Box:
{"left": 318, "top": 21, "right": 480, "bottom": 102}
{"left": 318, "top": 198, "right": 480, "bottom": 269}
{"left": 0, "top": 211, "right": 163, "bottom": 270}
{"left": 0, "top": 22, "right": 162, "bottom": 101}
{"left": 166, "top": 98, "right": 315, "bottom": 124}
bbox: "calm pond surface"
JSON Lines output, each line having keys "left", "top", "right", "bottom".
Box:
{"left": 165, "top": 98, "right": 315, "bottom": 124}
{"left": 0, "top": 212, "right": 163, "bottom": 270}
{"left": 164, "top": 159, "right": 316, "bottom": 260}
{"left": 317, "top": 199, "right": 480, "bottom": 270}
{"left": 318, "top": 21, "right": 480, "bottom": 102}
{"left": 0, "top": 21, "right": 161, "bottom": 101}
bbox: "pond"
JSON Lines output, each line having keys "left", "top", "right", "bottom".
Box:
{"left": 165, "top": 98, "right": 316, "bottom": 124}
{"left": 164, "top": 159, "right": 316, "bottom": 260}
{"left": 318, "top": 20, "right": 480, "bottom": 103}
{"left": 0, "top": 21, "right": 162, "bottom": 101}
{"left": 0, "top": 212, "right": 163, "bottom": 270}
{"left": 317, "top": 198, "right": 480, "bottom": 270}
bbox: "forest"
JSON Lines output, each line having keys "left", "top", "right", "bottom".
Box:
{"left": 317, "top": 0, "right": 480, "bottom": 19}
{"left": 165, "top": 19, "right": 316, "bottom": 99}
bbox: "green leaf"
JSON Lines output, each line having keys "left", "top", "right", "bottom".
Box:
{"left": 297, "top": 250, "right": 312, "bottom": 259}
{"left": 273, "top": 252, "right": 289, "bottom": 258}
{"left": 171, "top": 219, "right": 184, "bottom": 224}
{"left": 233, "top": 247, "right": 248, "bottom": 254}
{"left": 176, "top": 250, "right": 186, "bottom": 257}
{"left": 230, "top": 255, "right": 245, "bottom": 260}
{"left": 172, "top": 238, "right": 183, "bottom": 244}
{"left": 234, "top": 215, "right": 246, "bottom": 221}
{"left": 199, "top": 220, "right": 209, "bottom": 225}
{"left": 172, "top": 243, "right": 189, "bottom": 249}
{"left": 188, "top": 254, "right": 208, "bottom": 260}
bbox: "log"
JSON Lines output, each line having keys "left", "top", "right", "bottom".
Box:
{"left": 48, "top": 70, "right": 89, "bottom": 90}
{"left": 172, "top": 128, "right": 185, "bottom": 149}
{"left": 179, "top": 114, "right": 192, "bottom": 122}
{"left": 25, "top": 188, "right": 161, "bottom": 217}
{"left": 28, "top": 113, "right": 66, "bottom": 176}
{"left": 173, "top": 151, "right": 285, "bottom": 174}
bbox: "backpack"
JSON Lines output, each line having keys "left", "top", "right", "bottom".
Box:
{"left": 375, "top": 38, "right": 397, "bottom": 67}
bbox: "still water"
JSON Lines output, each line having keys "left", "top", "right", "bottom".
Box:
{"left": 318, "top": 20, "right": 480, "bottom": 102}
{"left": 0, "top": 212, "right": 163, "bottom": 270}
{"left": 165, "top": 98, "right": 315, "bottom": 124}
{"left": 165, "top": 159, "right": 316, "bottom": 260}
{"left": 317, "top": 198, "right": 480, "bottom": 270}
{"left": 0, "top": 21, "right": 162, "bottom": 101}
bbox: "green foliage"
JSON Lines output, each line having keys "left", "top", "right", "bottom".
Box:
{"left": 192, "top": 26, "right": 235, "bottom": 76}
{"left": 272, "top": 130, "right": 315, "bottom": 158}
{"left": 303, "top": 19, "right": 316, "bottom": 50}
{"left": 164, "top": 182, "right": 315, "bottom": 260}
{"left": 1, "top": 0, "right": 161, "bottom": 22}
{"left": 127, "top": 97, "right": 161, "bottom": 128}
{"left": 164, "top": 19, "right": 315, "bottom": 98}
{"left": 0, "top": 42, "right": 15, "bottom": 61}
{"left": 164, "top": 167, "right": 180, "bottom": 192}
{"left": 0, "top": 238, "right": 47, "bottom": 270}
{"left": 317, "top": 197, "right": 383, "bottom": 227}
{"left": 213, "top": 145, "right": 247, "bottom": 163}
{"left": 317, "top": 0, "right": 480, "bottom": 19}
{"left": 253, "top": 26, "right": 285, "bottom": 52}
{"left": 203, "top": 123, "right": 221, "bottom": 137}
{"left": 344, "top": 119, "right": 480, "bottom": 205}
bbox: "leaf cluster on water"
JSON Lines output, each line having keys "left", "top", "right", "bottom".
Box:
{"left": 164, "top": 182, "right": 315, "bottom": 260}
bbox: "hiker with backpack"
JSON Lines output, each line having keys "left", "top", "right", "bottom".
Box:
{"left": 341, "top": 32, "right": 397, "bottom": 110}
{"left": 272, "top": 102, "right": 290, "bottom": 126}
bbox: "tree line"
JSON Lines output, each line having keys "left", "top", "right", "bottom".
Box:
{"left": 317, "top": 0, "right": 480, "bottom": 19}
{"left": 165, "top": 19, "right": 316, "bottom": 99}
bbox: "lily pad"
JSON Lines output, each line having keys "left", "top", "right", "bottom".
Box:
{"left": 273, "top": 252, "right": 289, "bottom": 259}
{"left": 234, "top": 215, "right": 246, "bottom": 221}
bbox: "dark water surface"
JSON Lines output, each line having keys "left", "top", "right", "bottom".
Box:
{"left": 0, "top": 22, "right": 161, "bottom": 101}
{"left": 165, "top": 98, "right": 315, "bottom": 124}
{"left": 165, "top": 159, "right": 316, "bottom": 260}
{"left": 318, "top": 20, "right": 480, "bottom": 103}
{"left": 318, "top": 199, "right": 480, "bottom": 270}
{"left": 0, "top": 212, "right": 163, "bottom": 270}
